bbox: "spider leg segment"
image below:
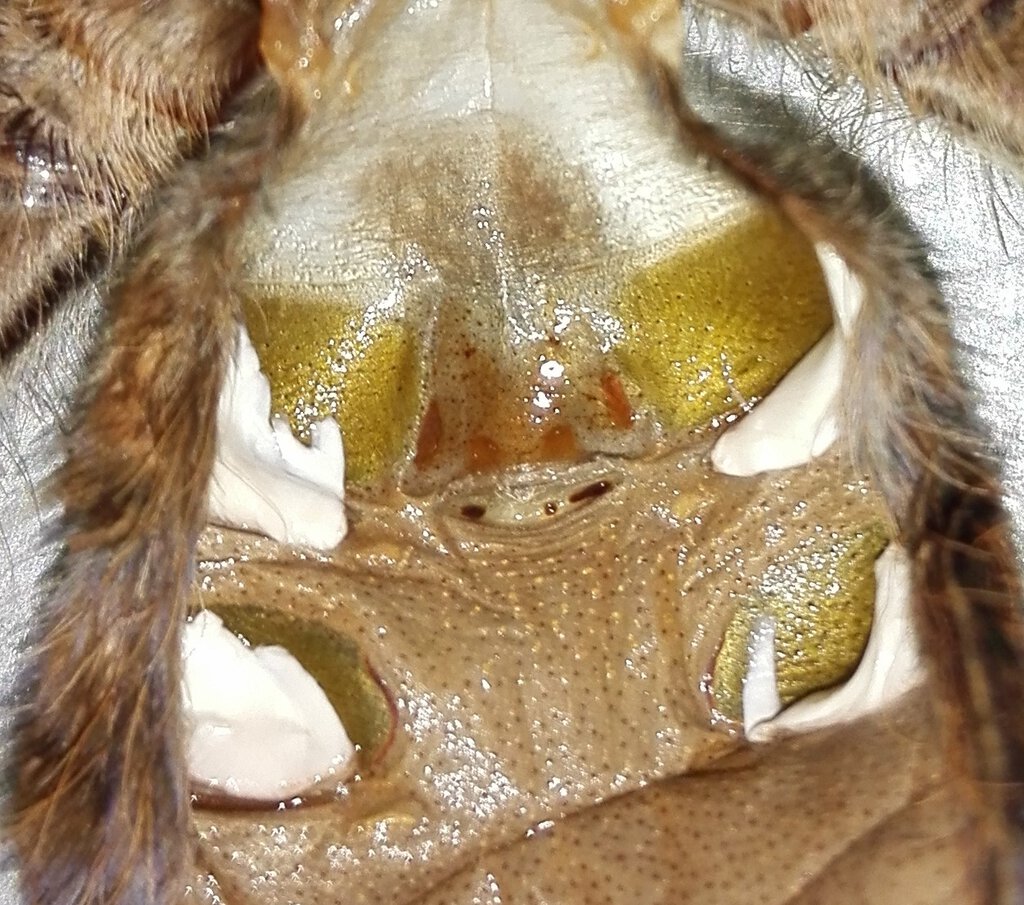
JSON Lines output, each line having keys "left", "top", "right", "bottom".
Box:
{"left": 0, "top": 0, "right": 262, "bottom": 346}
{"left": 7, "top": 3, "right": 329, "bottom": 904}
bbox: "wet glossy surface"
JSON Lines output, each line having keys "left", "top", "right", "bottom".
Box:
{"left": 203, "top": 605, "right": 396, "bottom": 766}
{"left": 614, "top": 209, "right": 831, "bottom": 432}
{"left": 0, "top": 1, "right": 995, "bottom": 902}
{"left": 188, "top": 436, "right": 890, "bottom": 901}
{"left": 245, "top": 205, "right": 831, "bottom": 485}
{"left": 182, "top": 0, "right": 945, "bottom": 901}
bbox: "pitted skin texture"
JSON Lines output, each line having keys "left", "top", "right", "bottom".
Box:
{"left": 183, "top": 443, "right": 960, "bottom": 904}
{"left": 180, "top": 1, "right": 964, "bottom": 901}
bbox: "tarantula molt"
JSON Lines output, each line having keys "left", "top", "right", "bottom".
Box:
{"left": 0, "top": 1, "right": 1022, "bottom": 904}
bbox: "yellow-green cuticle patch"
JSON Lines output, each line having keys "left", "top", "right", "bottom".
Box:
{"left": 614, "top": 206, "right": 832, "bottom": 431}
{"left": 242, "top": 292, "right": 421, "bottom": 484}
{"left": 204, "top": 604, "right": 394, "bottom": 760}
{"left": 713, "top": 520, "right": 889, "bottom": 721}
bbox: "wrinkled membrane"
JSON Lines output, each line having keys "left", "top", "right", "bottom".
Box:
{"left": 2, "top": 1, "right": 1015, "bottom": 902}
